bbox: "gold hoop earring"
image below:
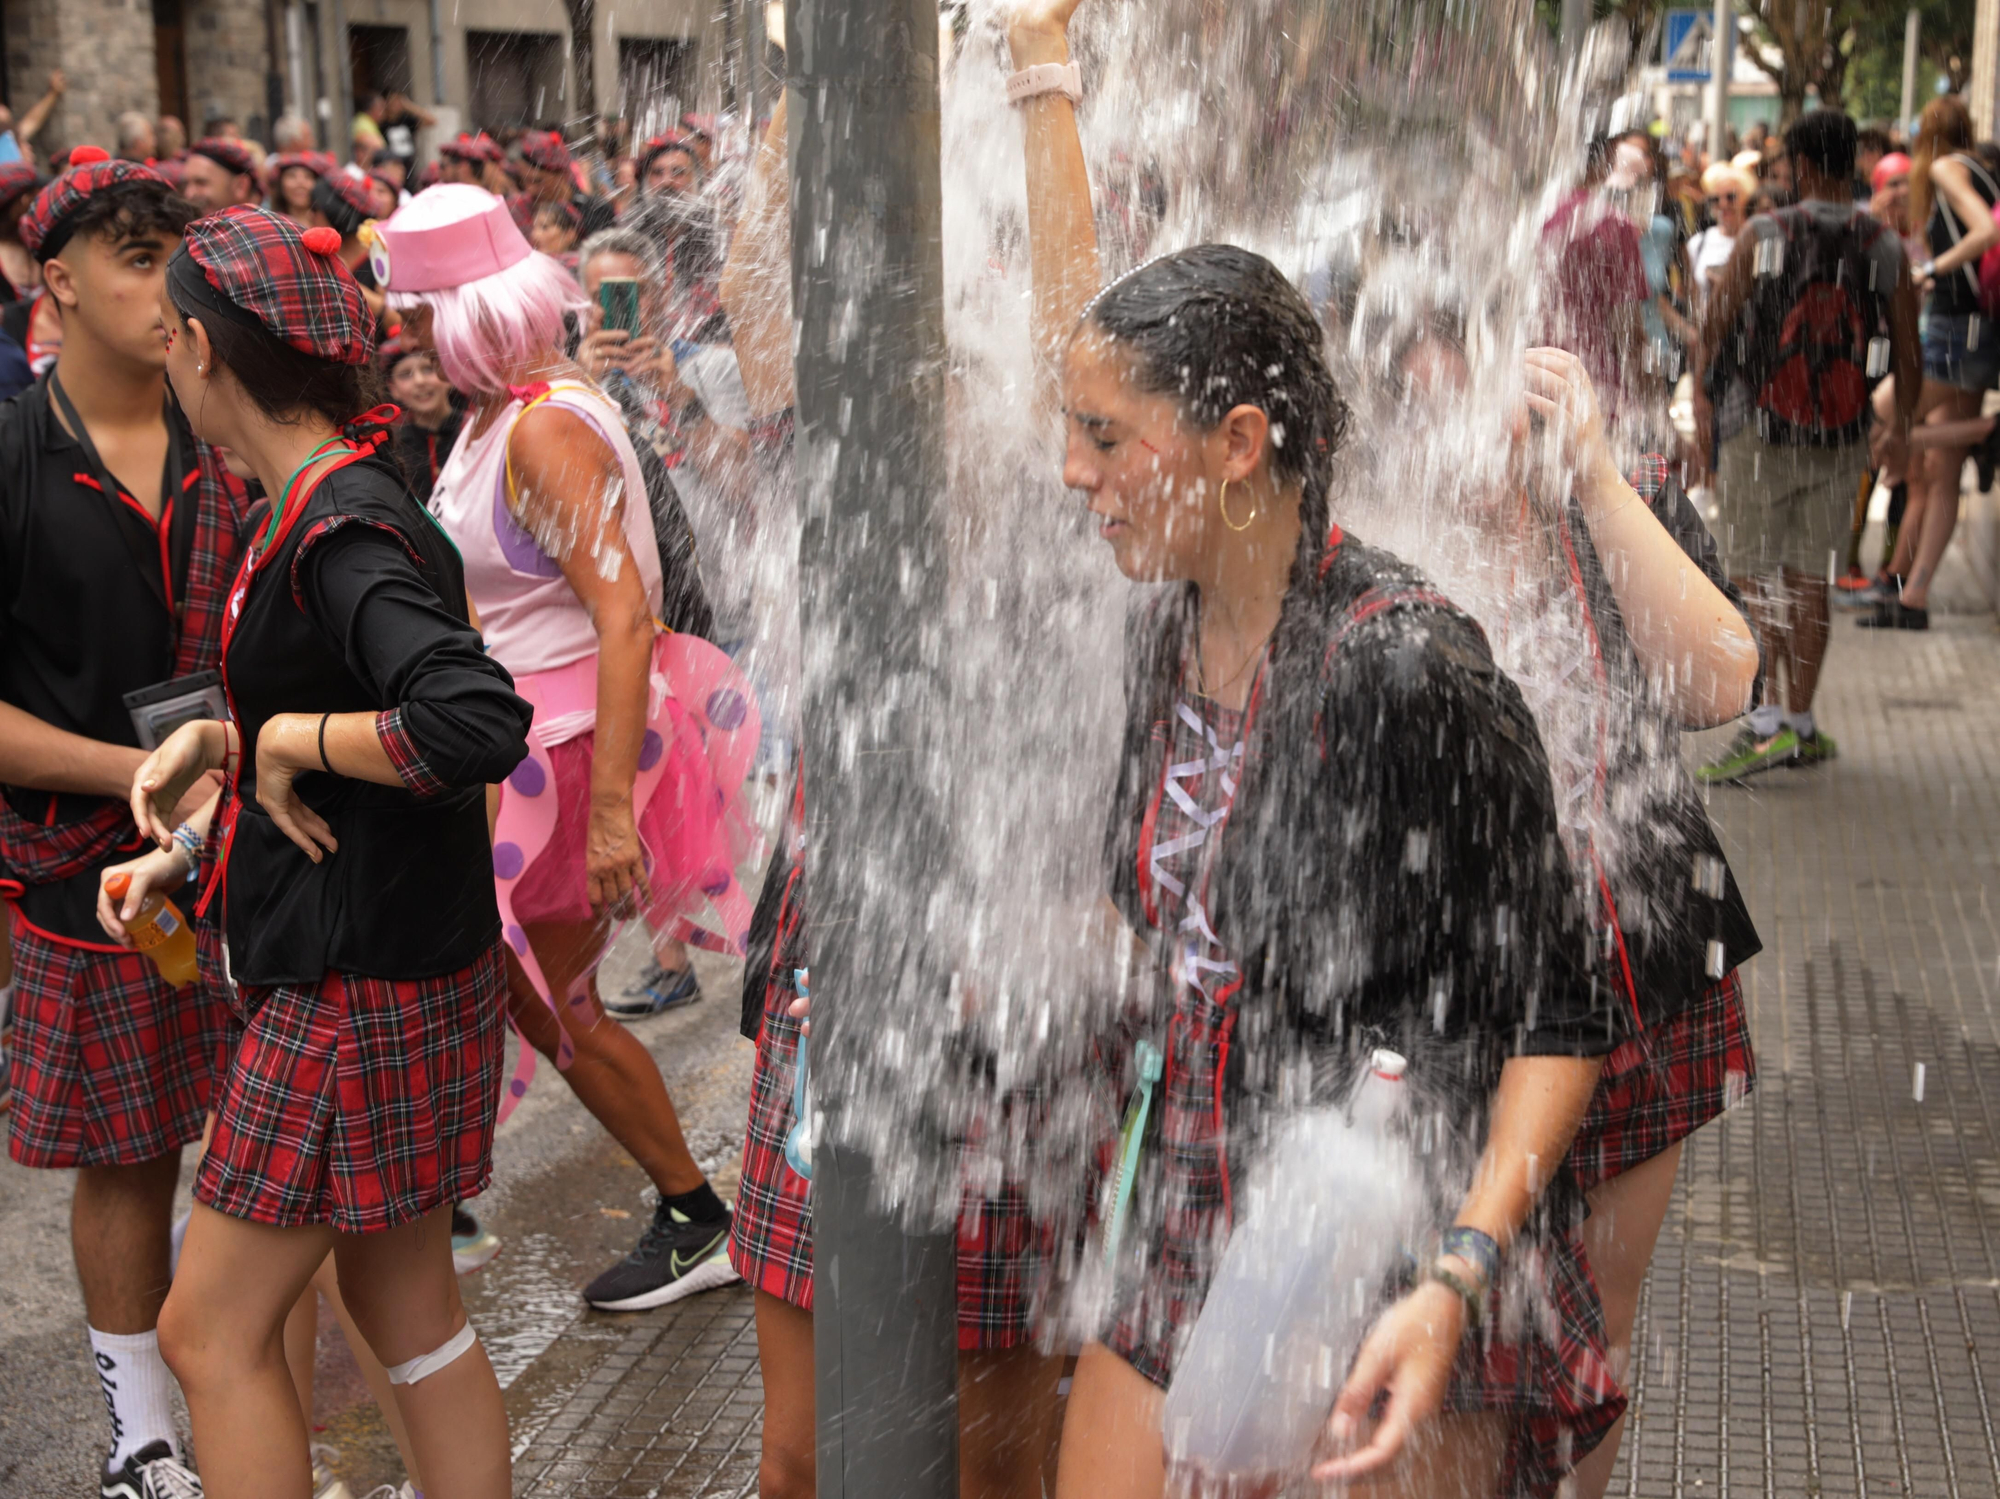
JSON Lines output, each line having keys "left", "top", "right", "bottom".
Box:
{"left": 1218, "top": 478, "right": 1256, "bottom": 532}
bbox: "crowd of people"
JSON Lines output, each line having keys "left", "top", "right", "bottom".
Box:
{"left": 0, "top": 4, "right": 1961, "bottom": 1498}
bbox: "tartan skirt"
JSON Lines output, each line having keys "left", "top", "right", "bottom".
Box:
{"left": 196, "top": 943, "right": 508, "bottom": 1233}
{"left": 1101, "top": 993, "right": 1625, "bottom": 1499}
{"left": 1568, "top": 970, "right": 1756, "bottom": 1195}
{"left": 728, "top": 977, "right": 1047, "bottom": 1349}
{"left": 6, "top": 913, "right": 226, "bottom": 1169}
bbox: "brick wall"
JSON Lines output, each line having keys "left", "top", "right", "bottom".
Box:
{"left": 183, "top": 0, "right": 271, "bottom": 136}
{"left": 4, "top": 0, "right": 161, "bottom": 156}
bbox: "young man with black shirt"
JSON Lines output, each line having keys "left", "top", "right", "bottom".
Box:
{"left": 0, "top": 149, "right": 248, "bottom": 1499}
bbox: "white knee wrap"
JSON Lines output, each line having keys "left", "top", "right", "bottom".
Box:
{"left": 385, "top": 1320, "right": 479, "bottom": 1386}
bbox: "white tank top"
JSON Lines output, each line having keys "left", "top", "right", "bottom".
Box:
{"left": 429, "top": 382, "right": 663, "bottom": 740}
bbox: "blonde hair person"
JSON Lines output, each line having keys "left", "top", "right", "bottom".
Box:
{"left": 1688, "top": 166, "right": 1755, "bottom": 305}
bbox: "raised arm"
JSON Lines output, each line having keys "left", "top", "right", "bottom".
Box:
{"left": 719, "top": 94, "right": 795, "bottom": 418}
{"left": 16, "top": 70, "right": 64, "bottom": 146}
{"left": 1008, "top": 1, "right": 1099, "bottom": 383}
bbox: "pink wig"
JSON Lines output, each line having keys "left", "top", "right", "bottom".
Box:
{"left": 390, "top": 250, "right": 585, "bottom": 395}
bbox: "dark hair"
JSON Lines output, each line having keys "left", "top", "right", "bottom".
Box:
{"left": 63, "top": 180, "right": 196, "bottom": 256}
{"left": 1784, "top": 109, "right": 1858, "bottom": 181}
{"left": 1085, "top": 244, "right": 1350, "bottom": 576}
{"left": 1856, "top": 126, "right": 1893, "bottom": 157}
{"left": 167, "top": 276, "right": 384, "bottom": 430}
{"left": 370, "top": 148, "right": 401, "bottom": 170}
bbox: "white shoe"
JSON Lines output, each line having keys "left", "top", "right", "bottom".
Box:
{"left": 310, "top": 1442, "right": 353, "bottom": 1499}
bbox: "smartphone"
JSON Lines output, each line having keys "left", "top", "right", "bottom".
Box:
{"left": 598, "top": 276, "right": 642, "bottom": 337}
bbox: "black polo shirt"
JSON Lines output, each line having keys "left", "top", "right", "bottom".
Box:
{"left": 0, "top": 374, "right": 210, "bottom": 940}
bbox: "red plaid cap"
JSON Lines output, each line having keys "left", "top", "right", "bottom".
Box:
{"left": 19, "top": 148, "right": 174, "bottom": 259}
{"left": 440, "top": 132, "right": 504, "bottom": 164}
{"left": 638, "top": 132, "right": 698, "bottom": 179}
{"left": 181, "top": 205, "right": 374, "bottom": 366}
{"left": 519, "top": 130, "right": 572, "bottom": 173}
{"left": 311, "top": 170, "right": 376, "bottom": 236}
{"left": 270, "top": 151, "right": 335, "bottom": 181}
{"left": 190, "top": 137, "right": 257, "bottom": 179}
{"left": 0, "top": 164, "right": 44, "bottom": 213}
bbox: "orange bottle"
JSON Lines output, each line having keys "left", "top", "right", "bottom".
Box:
{"left": 104, "top": 871, "right": 199, "bottom": 988}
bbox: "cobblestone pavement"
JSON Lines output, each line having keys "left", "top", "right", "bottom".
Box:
{"left": 504, "top": 616, "right": 2000, "bottom": 1498}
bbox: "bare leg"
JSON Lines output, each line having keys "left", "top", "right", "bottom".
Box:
{"left": 316, "top": 1256, "right": 425, "bottom": 1491}
{"left": 753, "top": 1291, "right": 815, "bottom": 1499}
{"left": 960, "top": 1344, "right": 1065, "bottom": 1499}
{"left": 1781, "top": 570, "right": 1831, "bottom": 712}
{"left": 505, "top": 920, "right": 707, "bottom": 1197}
{"left": 1568, "top": 1142, "right": 1686, "bottom": 1499}
{"left": 72, "top": 1154, "right": 181, "bottom": 1333}
{"left": 1733, "top": 575, "right": 1791, "bottom": 716}
{"left": 333, "top": 1206, "right": 509, "bottom": 1499}
{"left": 1900, "top": 385, "right": 1984, "bottom": 609}
{"left": 158, "top": 1205, "right": 334, "bottom": 1499}
{"left": 283, "top": 1284, "right": 317, "bottom": 1423}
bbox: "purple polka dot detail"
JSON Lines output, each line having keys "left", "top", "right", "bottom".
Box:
{"left": 509, "top": 758, "right": 546, "bottom": 796}
{"left": 637, "top": 729, "right": 664, "bottom": 771}
{"left": 705, "top": 688, "right": 748, "bottom": 731}
{"left": 505, "top": 923, "right": 528, "bottom": 954}
{"left": 701, "top": 867, "right": 732, "bottom": 897}
{"left": 509, "top": 1078, "right": 528, "bottom": 1097}
{"left": 493, "top": 842, "right": 524, "bottom": 879}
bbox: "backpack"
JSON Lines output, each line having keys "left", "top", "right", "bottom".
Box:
{"left": 1710, "top": 203, "right": 1892, "bottom": 448}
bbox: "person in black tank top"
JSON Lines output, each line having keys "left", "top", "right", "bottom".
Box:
{"left": 94, "top": 206, "right": 530, "bottom": 1496}
{"left": 1870, "top": 96, "right": 2000, "bottom": 626}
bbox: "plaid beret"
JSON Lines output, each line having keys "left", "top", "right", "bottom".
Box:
{"left": 270, "top": 151, "right": 335, "bottom": 181}
{"left": 177, "top": 205, "right": 374, "bottom": 366}
{"left": 311, "top": 170, "right": 376, "bottom": 237}
{"left": 190, "top": 138, "right": 257, "bottom": 178}
{"left": 0, "top": 164, "right": 44, "bottom": 213}
{"left": 518, "top": 130, "right": 572, "bottom": 173}
{"left": 638, "top": 132, "right": 699, "bottom": 179}
{"left": 439, "top": 132, "right": 504, "bottom": 165}
{"left": 20, "top": 148, "right": 174, "bottom": 260}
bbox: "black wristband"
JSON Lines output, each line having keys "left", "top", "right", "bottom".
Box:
{"left": 318, "top": 711, "right": 334, "bottom": 774}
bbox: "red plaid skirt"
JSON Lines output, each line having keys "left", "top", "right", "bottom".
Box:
{"left": 1101, "top": 991, "right": 1625, "bottom": 1499}
{"left": 1568, "top": 970, "right": 1756, "bottom": 1194}
{"left": 6, "top": 913, "right": 225, "bottom": 1168}
{"left": 728, "top": 979, "right": 1047, "bottom": 1349}
{"left": 196, "top": 944, "right": 508, "bottom": 1233}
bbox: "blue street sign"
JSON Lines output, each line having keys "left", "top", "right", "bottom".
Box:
{"left": 1665, "top": 9, "right": 1713, "bottom": 83}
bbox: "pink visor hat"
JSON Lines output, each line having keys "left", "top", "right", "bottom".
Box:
{"left": 372, "top": 183, "right": 530, "bottom": 294}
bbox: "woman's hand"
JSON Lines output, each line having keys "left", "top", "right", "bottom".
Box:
{"left": 132, "top": 720, "right": 225, "bottom": 848}
{"left": 254, "top": 715, "right": 339, "bottom": 863}
{"left": 1310, "top": 1278, "right": 1468, "bottom": 1483}
{"left": 96, "top": 844, "right": 195, "bottom": 945}
{"left": 1521, "top": 346, "right": 1614, "bottom": 487}
{"left": 578, "top": 327, "right": 654, "bottom": 380}
{"left": 1008, "top": 0, "right": 1087, "bottom": 65}
{"left": 585, "top": 794, "right": 648, "bottom": 913}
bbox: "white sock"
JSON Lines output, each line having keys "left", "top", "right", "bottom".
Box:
{"left": 1749, "top": 703, "right": 1785, "bottom": 738}
{"left": 88, "top": 1326, "right": 179, "bottom": 1467}
{"left": 1789, "top": 709, "right": 1816, "bottom": 739}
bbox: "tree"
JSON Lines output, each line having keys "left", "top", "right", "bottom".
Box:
{"left": 1738, "top": 0, "right": 1873, "bottom": 120}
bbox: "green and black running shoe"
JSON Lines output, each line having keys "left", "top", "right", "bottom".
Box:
{"left": 1792, "top": 729, "right": 1838, "bottom": 767}
{"left": 1697, "top": 726, "right": 1799, "bottom": 785}
{"left": 583, "top": 1200, "right": 740, "bottom": 1311}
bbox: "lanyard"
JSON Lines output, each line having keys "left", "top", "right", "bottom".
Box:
{"left": 260, "top": 437, "right": 356, "bottom": 553}
{"left": 48, "top": 371, "right": 190, "bottom": 617}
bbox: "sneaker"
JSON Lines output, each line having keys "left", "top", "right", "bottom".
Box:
{"left": 1696, "top": 725, "right": 1800, "bottom": 785}
{"left": 310, "top": 1442, "right": 351, "bottom": 1499}
{"left": 1834, "top": 571, "right": 1895, "bottom": 609}
{"left": 451, "top": 1203, "right": 501, "bottom": 1275}
{"left": 1857, "top": 598, "right": 1930, "bottom": 630}
{"left": 102, "top": 1442, "right": 202, "bottom": 1499}
{"left": 582, "top": 1200, "right": 741, "bottom": 1311}
{"left": 1792, "top": 729, "right": 1839, "bottom": 766}
{"left": 605, "top": 961, "right": 702, "bottom": 1020}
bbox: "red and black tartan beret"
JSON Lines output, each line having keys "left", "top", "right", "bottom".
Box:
{"left": 637, "top": 132, "right": 698, "bottom": 180}
{"left": 190, "top": 138, "right": 257, "bottom": 179}
{"left": 19, "top": 147, "right": 174, "bottom": 261}
{"left": 518, "top": 130, "right": 572, "bottom": 173}
{"left": 310, "top": 170, "right": 376, "bottom": 237}
{"left": 177, "top": 205, "right": 373, "bottom": 366}
{"left": 0, "top": 164, "right": 44, "bottom": 214}
{"left": 269, "top": 151, "right": 335, "bottom": 182}
{"left": 439, "top": 132, "right": 504, "bottom": 164}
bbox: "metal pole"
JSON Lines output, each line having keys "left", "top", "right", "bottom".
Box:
{"left": 1902, "top": 8, "right": 1922, "bottom": 134}
{"left": 1707, "top": 0, "right": 1732, "bottom": 163}
{"left": 427, "top": 0, "right": 447, "bottom": 105}
{"left": 1560, "top": 0, "right": 1588, "bottom": 62}
{"left": 785, "top": 0, "right": 959, "bottom": 1495}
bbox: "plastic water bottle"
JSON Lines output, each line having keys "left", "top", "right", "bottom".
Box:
{"left": 103, "top": 871, "right": 198, "bottom": 989}
{"left": 1160, "top": 1049, "right": 1421, "bottom": 1496}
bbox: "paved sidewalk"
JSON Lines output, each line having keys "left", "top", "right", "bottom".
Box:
{"left": 502, "top": 615, "right": 2000, "bottom": 1498}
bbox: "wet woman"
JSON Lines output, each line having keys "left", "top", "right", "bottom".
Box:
{"left": 377, "top": 183, "right": 749, "bottom": 1313}
{"left": 1001, "top": 8, "right": 1628, "bottom": 1498}
{"left": 99, "top": 206, "right": 531, "bottom": 1497}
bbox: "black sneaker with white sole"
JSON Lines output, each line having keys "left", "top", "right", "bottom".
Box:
{"left": 582, "top": 1201, "right": 741, "bottom": 1311}
{"left": 102, "top": 1440, "right": 202, "bottom": 1499}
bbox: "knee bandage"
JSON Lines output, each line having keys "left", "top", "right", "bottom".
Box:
{"left": 385, "top": 1320, "right": 479, "bottom": 1386}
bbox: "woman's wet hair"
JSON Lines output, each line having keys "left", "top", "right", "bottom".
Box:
{"left": 167, "top": 278, "right": 384, "bottom": 429}
{"left": 1084, "top": 243, "right": 1351, "bottom": 574}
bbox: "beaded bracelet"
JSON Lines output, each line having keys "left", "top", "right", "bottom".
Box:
{"left": 1424, "top": 1261, "right": 1485, "bottom": 1329}
{"left": 171, "top": 822, "right": 205, "bottom": 859}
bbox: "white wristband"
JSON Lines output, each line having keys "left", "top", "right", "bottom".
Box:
{"left": 1006, "top": 61, "right": 1082, "bottom": 106}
